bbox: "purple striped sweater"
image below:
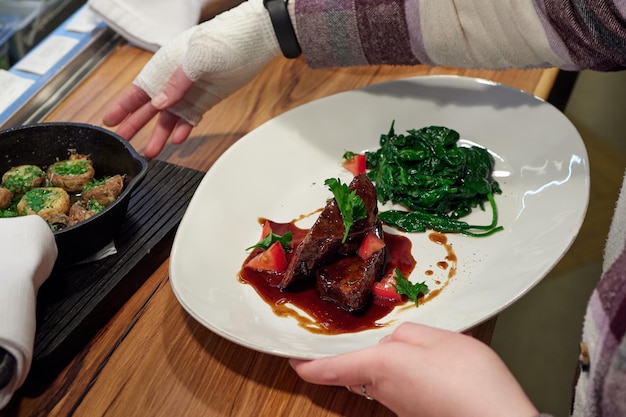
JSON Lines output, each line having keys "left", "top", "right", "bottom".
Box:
{"left": 292, "top": 1, "right": 626, "bottom": 416}
{"left": 294, "top": 0, "right": 626, "bottom": 71}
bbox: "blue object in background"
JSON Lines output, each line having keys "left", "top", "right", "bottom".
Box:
{"left": 0, "top": 13, "right": 20, "bottom": 69}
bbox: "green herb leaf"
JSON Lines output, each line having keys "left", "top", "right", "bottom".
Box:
{"left": 391, "top": 268, "right": 428, "bottom": 306}
{"left": 324, "top": 177, "right": 367, "bottom": 243}
{"left": 246, "top": 231, "right": 293, "bottom": 251}
{"left": 50, "top": 159, "right": 91, "bottom": 176}
{"left": 87, "top": 198, "right": 106, "bottom": 213}
{"left": 342, "top": 151, "right": 357, "bottom": 161}
{"left": 83, "top": 176, "right": 112, "bottom": 192}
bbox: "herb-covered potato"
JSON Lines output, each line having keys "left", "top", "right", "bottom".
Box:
{"left": 0, "top": 187, "right": 12, "bottom": 209}
{"left": 81, "top": 175, "right": 124, "bottom": 206}
{"left": 2, "top": 164, "right": 45, "bottom": 194}
{"left": 17, "top": 187, "right": 70, "bottom": 220}
{"left": 69, "top": 199, "right": 105, "bottom": 224}
{"left": 46, "top": 213, "right": 74, "bottom": 231}
{"left": 47, "top": 154, "right": 95, "bottom": 192}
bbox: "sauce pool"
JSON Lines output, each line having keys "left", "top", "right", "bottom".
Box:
{"left": 239, "top": 219, "right": 457, "bottom": 334}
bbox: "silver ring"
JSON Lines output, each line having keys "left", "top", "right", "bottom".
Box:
{"left": 361, "top": 384, "right": 374, "bottom": 400}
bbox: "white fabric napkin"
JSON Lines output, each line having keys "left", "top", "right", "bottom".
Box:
{"left": 87, "top": 0, "right": 210, "bottom": 52}
{"left": 0, "top": 216, "right": 57, "bottom": 410}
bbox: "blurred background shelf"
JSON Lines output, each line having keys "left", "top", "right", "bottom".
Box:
{"left": 0, "top": 2, "right": 121, "bottom": 127}
{"left": 0, "top": 0, "right": 87, "bottom": 67}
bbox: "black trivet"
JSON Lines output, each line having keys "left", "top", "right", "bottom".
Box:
{"left": 25, "top": 159, "right": 204, "bottom": 393}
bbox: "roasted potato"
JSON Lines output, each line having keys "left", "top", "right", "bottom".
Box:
{"left": 2, "top": 164, "right": 45, "bottom": 194}
{"left": 68, "top": 198, "right": 105, "bottom": 224}
{"left": 0, "top": 187, "right": 12, "bottom": 209}
{"left": 81, "top": 175, "right": 124, "bottom": 206}
{"left": 46, "top": 213, "right": 74, "bottom": 231}
{"left": 17, "top": 187, "right": 70, "bottom": 220}
{"left": 47, "top": 154, "right": 95, "bottom": 192}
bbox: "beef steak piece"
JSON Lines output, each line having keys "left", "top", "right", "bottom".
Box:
{"left": 279, "top": 174, "right": 379, "bottom": 289}
{"left": 316, "top": 220, "right": 386, "bottom": 311}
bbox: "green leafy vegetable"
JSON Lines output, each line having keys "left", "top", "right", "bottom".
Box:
{"left": 364, "top": 122, "right": 502, "bottom": 236}
{"left": 246, "top": 231, "right": 293, "bottom": 251}
{"left": 391, "top": 268, "right": 428, "bottom": 306}
{"left": 324, "top": 177, "right": 367, "bottom": 243}
{"left": 379, "top": 193, "right": 503, "bottom": 237}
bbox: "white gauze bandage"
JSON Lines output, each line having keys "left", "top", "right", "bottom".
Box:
{"left": 133, "top": 0, "right": 281, "bottom": 125}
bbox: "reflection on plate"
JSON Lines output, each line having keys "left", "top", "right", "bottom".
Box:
{"left": 169, "top": 75, "right": 589, "bottom": 359}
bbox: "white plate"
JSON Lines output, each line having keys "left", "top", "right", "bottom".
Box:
{"left": 169, "top": 75, "right": 589, "bottom": 359}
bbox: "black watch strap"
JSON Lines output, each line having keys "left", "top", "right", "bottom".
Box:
{"left": 263, "top": 0, "right": 302, "bottom": 58}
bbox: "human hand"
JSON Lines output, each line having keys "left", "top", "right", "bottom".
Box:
{"left": 103, "top": 0, "right": 281, "bottom": 158}
{"left": 289, "top": 323, "right": 538, "bottom": 417}
{"left": 103, "top": 68, "right": 195, "bottom": 158}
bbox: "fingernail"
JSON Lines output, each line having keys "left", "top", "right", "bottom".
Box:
{"left": 151, "top": 93, "right": 167, "bottom": 109}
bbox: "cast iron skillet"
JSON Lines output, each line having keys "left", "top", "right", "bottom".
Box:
{"left": 0, "top": 122, "right": 148, "bottom": 265}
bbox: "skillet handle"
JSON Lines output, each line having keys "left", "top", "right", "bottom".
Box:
{"left": 128, "top": 156, "right": 150, "bottom": 193}
{"left": 0, "top": 347, "right": 16, "bottom": 390}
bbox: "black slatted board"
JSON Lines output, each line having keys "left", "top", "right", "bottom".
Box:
{"left": 24, "top": 159, "right": 205, "bottom": 393}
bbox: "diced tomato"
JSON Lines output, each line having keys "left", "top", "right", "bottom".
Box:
{"left": 260, "top": 219, "right": 272, "bottom": 239}
{"left": 358, "top": 232, "right": 386, "bottom": 260}
{"left": 342, "top": 154, "right": 366, "bottom": 176}
{"left": 245, "top": 241, "right": 288, "bottom": 273}
{"left": 372, "top": 272, "right": 402, "bottom": 302}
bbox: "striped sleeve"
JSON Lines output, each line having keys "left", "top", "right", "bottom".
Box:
{"left": 572, "top": 171, "right": 626, "bottom": 416}
{"left": 535, "top": 0, "right": 626, "bottom": 70}
{"left": 294, "top": 0, "right": 626, "bottom": 71}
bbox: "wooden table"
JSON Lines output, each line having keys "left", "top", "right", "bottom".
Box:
{"left": 1, "top": 44, "right": 560, "bottom": 417}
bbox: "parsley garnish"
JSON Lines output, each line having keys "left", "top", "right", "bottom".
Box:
{"left": 87, "top": 198, "right": 106, "bottom": 213}
{"left": 342, "top": 150, "right": 357, "bottom": 160}
{"left": 391, "top": 268, "right": 428, "bottom": 306}
{"left": 83, "top": 176, "right": 111, "bottom": 192}
{"left": 246, "top": 231, "right": 292, "bottom": 251}
{"left": 324, "top": 177, "right": 367, "bottom": 243}
{"left": 51, "top": 159, "right": 90, "bottom": 176}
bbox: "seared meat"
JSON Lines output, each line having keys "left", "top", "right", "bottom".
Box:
{"left": 317, "top": 220, "right": 386, "bottom": 311}
{"left": 279, "top": 174, "right": 379, "bottom": 289}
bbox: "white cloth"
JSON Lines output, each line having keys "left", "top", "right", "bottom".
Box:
{"left": 133, "top": 0, "right": 281, "bottom": 125}
{"left": 87, "top": 0, "right": 210, "bottom": 52}
{"left": 0, "top": 216, "right": 57, "bottom": 410}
